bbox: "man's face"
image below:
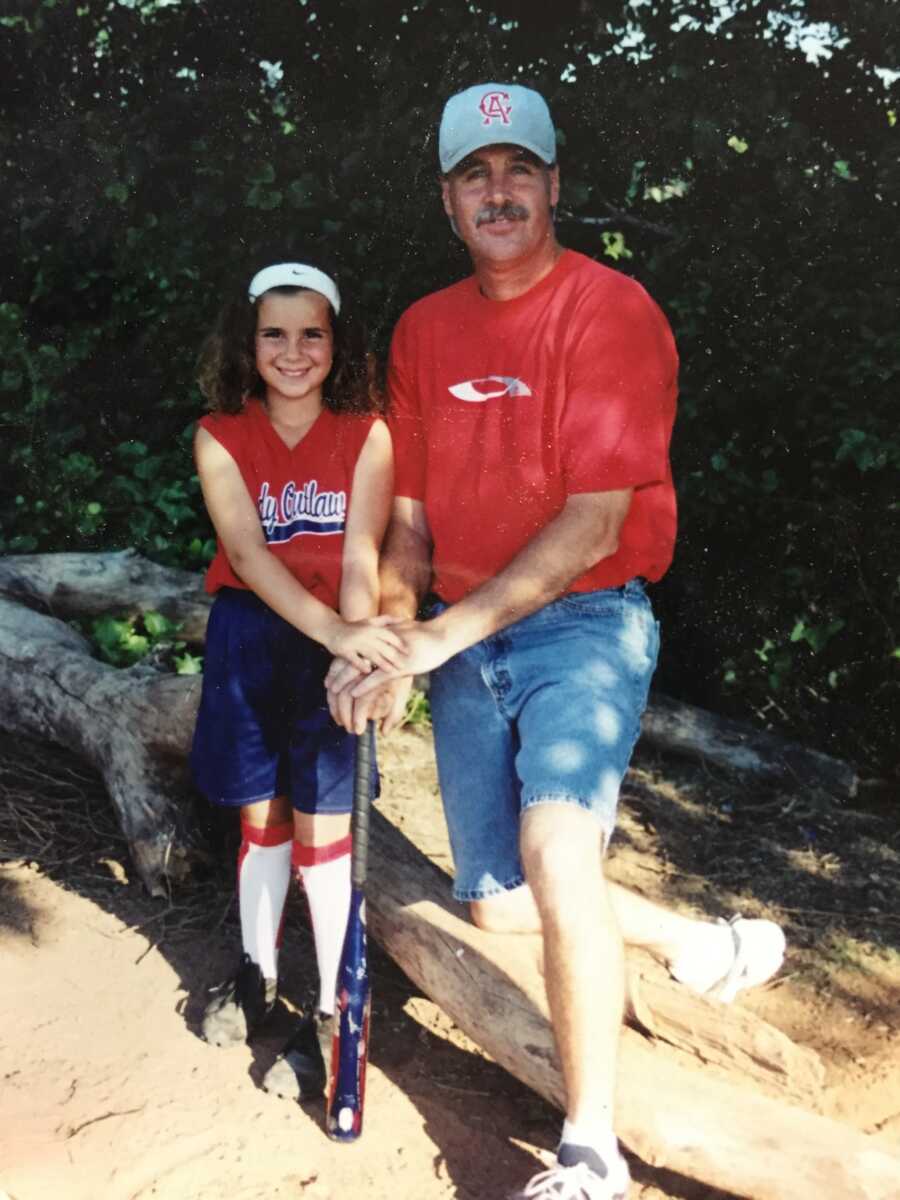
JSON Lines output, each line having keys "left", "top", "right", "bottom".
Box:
{"left": 441, "top": 145, "right": 559, "bottom": 267}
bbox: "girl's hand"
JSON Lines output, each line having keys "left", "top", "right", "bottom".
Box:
{"left": 326, "top": 616, "right": 406, "bottom": 674}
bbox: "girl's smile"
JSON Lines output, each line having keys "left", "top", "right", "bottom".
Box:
{"left": 255, "top": 290, "right": 334, "bottom": 410}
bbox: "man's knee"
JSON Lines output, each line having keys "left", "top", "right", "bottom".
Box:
{"left": 469, "top": 886, "right": 540, "bottom": 934}
{"left": 519, "top": 807, "right": 613, "bottom": 929}
{"left": 520, "top": 805, "right": 604, "bottom": 884}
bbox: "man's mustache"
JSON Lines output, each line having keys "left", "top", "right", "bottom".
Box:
{"left": 475, "top": 203, "right": 529, "bottom": 227}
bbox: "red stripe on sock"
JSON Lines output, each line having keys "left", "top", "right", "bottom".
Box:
{"left": 292, "top": 833, "right": 352, "bottom": 870}
{"left": 240, "top": 816, "right": 294, "bottom": 847}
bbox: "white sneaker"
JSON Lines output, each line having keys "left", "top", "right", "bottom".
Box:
{"left": 511, "top": 1150, "right": 630, "bottom": 1199}
{"left": 670, "top": 915, "right": 786, "bottom": 1003}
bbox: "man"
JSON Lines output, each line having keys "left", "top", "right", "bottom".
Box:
{"left": 327, "top": 83, "right": 785, "bottom": 1199}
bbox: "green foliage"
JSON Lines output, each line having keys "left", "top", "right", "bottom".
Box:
{"left": 402, "top": 688, "right": 432, "bottom": 729}
{"left": 89, "top": 611, "right": 203, "bottom": 674}
{"left": 2, "top": 0, "right": 897, "bottom": 773}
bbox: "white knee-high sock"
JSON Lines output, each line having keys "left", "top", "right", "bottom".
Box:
{"left": 237, "top": 816, "right": 293, "bottom": 981}
{"left": 293, "top": 835, "right": 352, "bottom": 1015}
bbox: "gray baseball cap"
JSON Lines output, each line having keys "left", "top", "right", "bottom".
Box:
{"left": 438, "top": 83, "right": 557, "bottom": 174}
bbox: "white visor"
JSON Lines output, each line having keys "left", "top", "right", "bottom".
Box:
{"left": 247, "top": 263, "right": 341, "bottom": 314}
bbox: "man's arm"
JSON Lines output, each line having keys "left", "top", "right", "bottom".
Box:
{"left": 326, "top": 496, "right": 433, "bottom": 732}
{"left": 378, "top": 496, "right": 433, "bottom": 620}
{"left": 352, "top": 487, "right": 632, "bottom": 693}
{"left": 338, "top": 420, "right": 394, "bottom": 621}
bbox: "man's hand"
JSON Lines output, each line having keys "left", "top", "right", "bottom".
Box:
{"left": 366, "top": 675, "right": 415, "bottom": 734}
{"left": 326, "top": 656, "right": 414, "bottom": 734}
{"left": 325, "top": 614, "right": 407, "bottom": 674}
{"left": 349, "top": 620, "right": 456, "bottom": 699}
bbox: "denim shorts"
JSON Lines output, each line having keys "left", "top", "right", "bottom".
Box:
{"left": 429, "top": 580, "right": 659, "bottom": 901}
{"left": 190, "top": 588, "right": 355, "bottom": 814}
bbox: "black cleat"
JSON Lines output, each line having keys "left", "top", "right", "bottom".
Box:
{"left": 263, "top": 1011, "right": 333, "bottom": 1101}
{"left": 201, "top": 954, "right": 277, "bottom": 1047}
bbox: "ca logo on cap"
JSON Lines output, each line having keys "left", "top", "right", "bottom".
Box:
{"left": 479, "top": 90, "right": 512, "bottom": 125}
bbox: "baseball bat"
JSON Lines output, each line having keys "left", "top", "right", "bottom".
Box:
{"left": 325, "top": 719, "right": 375, "bottom": 1142}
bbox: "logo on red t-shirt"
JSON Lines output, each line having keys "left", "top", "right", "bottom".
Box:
{"left": 448, "top": 375, "right": 533, "bottom": 403}
{"left": 479, "top": 91, "right": 512, "bottom": 125}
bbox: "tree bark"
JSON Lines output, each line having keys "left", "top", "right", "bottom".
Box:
{"left": 624, "top": 969, "right": 824, "bottom": 1103}
{"left": 0, "top": 595, "right": 199, "bottom": 896}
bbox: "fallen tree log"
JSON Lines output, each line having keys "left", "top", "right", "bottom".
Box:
{"left": 0, "top": 596, "right": 199, "bottom": 895}
{"left": 641, "top": 690, "right": 858, "bottom": 800}
{"left": 2, "top": 560, "right": 897, "bottom": 1198}
{"left": 0, "top": 551, "right": 859, "bottom": 799}
{"left": 624, "top": 969, "right": 824, "bottom": 1103}
{"left": 0, "top": 548, "right": 212, "bottom": 642}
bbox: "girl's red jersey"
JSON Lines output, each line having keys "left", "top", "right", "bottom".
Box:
{"left": 199, "top": 399, "right": 376, "bottom": 611}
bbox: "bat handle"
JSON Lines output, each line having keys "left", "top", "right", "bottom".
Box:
{"left": 351, "top": 720, "right": 375, "bottom": 891}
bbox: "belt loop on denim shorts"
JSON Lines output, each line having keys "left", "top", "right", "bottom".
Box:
{"left": 562, "top": 577, "right": 647, "bottom": 599}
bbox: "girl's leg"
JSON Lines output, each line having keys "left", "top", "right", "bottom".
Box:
{"left": 202, "top": 795, "right": 293, "bottom": 1047}
{"left": 263, "top": 810, "right": 352, "bottom": 1101}
{"left": 292, "top": 810, "right": 352, "bottom": 1016}
{"left": 238, "top": 795, "right": 294, "bottom": 980}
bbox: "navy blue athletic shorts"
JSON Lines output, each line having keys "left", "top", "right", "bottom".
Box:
{"left": 190, "top": 588, "right": 356, "bottom": 814}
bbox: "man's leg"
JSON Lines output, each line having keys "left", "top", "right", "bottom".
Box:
{"left": 519, "top": 804, "right": 623, "bottom": 1131}
{"left": 473, "top": 873, "right": 785, "bottom": 1001}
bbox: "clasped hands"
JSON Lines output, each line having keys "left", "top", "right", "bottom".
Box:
{"left": 325, "top": 617, "right": 452, "bottom": 735}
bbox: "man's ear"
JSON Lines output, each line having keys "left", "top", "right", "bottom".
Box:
{"left": 549, "top": 165, "right": 560, "bottom": 208}
{"left": 440, "top": 175, "right": 454, "bottom": 220}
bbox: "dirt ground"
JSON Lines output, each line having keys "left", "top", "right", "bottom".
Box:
{"left": 1, "top": 722, "right": 899, "bottom": 1200}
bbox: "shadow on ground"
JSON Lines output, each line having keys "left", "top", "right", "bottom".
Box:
{"left": 0, "top": 871, "right": 38, "bottom": 940}
{"left": 615, "top": 748, "right": 900, "bottom": 966}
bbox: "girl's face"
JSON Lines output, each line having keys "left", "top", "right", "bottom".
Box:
{"left": 254, "top": 289, "right": 334, "bottom": 408}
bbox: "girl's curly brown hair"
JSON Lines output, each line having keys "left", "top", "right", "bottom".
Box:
{"left": 197, "top": 265, "right": 382, "bottom": 416}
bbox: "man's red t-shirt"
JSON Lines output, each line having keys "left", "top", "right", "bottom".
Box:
{"left": 387, "top": 249, "right": 678, "bottom": 604}
{"left": 199, "top": 399, "right": 376, "bottom": 611}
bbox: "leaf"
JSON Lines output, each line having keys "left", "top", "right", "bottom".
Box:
{"left": 174, "top": 652, "right": 204, "bottom": 675}
{"left": 257, "top": 189, "right": 282, "bottom": 211}
{"left": 91, "top": 616, "right": 133, "bottom": 664}
{"left": 133, "top": 457, "right": 162, "bottom": 481}
{"left": 601, "top": 231, "right": 632, "bottom": 261}
{"left": 123, "top": 632, "right": 149, "bottom": 658}
{"left": 93, "top": 615, "right": 130, "bottom": 646}
{"left": 727, "top": 135, "right": 748, "bottom": 154}
{"left": 755, "top": 638, "right": 774, "bottom": 663}
{"left": 142, "top": 611, "right": 173, "bottom": 637}
{"left": 104, "top": 182, "right": 129, "bottom": 204}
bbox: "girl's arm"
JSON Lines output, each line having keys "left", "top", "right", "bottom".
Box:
{"left": 194, "top": 425, "right": 403, "bottom": 672}
{"left": 339, "top": 419, "right": 394, "bottom": 622}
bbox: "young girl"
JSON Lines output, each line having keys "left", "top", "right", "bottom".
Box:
{"left": 190, "top": 259, "right": 400, "bottom": 1100}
